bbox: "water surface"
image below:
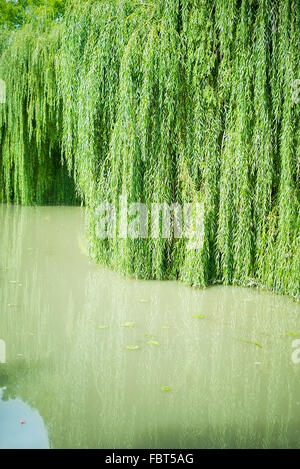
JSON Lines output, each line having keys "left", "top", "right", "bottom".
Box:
{"left": 0, "top": 205, "right": 299, "bottom": 449}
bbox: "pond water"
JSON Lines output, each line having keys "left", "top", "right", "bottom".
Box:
{"left": 0, "top": 204, "right": 299, "bottom": 449}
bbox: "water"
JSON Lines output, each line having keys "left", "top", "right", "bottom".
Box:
{"left": 0, "top": 204, "right": 299, "bottom": 449}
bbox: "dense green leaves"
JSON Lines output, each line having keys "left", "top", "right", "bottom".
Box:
{"left": 0, "top": 0, "right": 299, "bottom": 298}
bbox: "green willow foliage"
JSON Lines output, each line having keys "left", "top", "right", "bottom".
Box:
{"left": 0, "top": 8, "right": 77, "bottom": 204}
{"left": 0, "top": 0, "right": 299, "bottom": 298}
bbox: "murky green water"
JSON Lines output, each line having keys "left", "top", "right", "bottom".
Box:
{"left": 0, "top": 205, "right": 299, "bottom": 449}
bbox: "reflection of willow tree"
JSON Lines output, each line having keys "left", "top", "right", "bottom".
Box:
{"left": 0, "top": 1, "right": 299, "bottom": 298}
{"left": 1, "top": 205, "right": 300, "bottom": 448}
{"left": 47, "top": 274, "right": 300, "bottom": 449}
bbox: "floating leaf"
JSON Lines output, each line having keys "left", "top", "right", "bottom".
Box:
{"left": 126, "top": 345, "right": 139, "bottom": 351}
{"left": 96, "top": 325, "right": 108, "bottom": 329}
{"left": 161, "top": 386, "right": 171, "bottom": 391}
{"left": 237, "top": 339, "right": 263, "bottom": 349}
{"left": 121, "top": 322, "right": 135, "bottom": 327}
{"left": 252, "top": 343, "right": 263, "bottom": 349}
{"left": 145, "top": 333, "right": 152, "bottom": 337}
{"left": 287, "top": 332, "right": 298, "bottom": 337}
{"left": 162, "top": 326, "right": 170, "bottom": 329}
{"left": 140, "top": 299, "right": 150, "bottom": 303}
{"left": 192, "top": 315, "right": 205, "bottom": 319}
{"left": 147, "top": 340, "right": 160, "bottom": 346}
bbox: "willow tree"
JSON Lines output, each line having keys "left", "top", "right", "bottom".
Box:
{"left": 0, "top": 2, "right": 76, "bottom": 205}
{"left": 0, "top": 0, "right": 299, "bottom": 299}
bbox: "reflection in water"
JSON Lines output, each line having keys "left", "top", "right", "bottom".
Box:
{"left": 0, "top": 204, "right": 299, "bottom": 448}
{"left": 0, "top": 388, "right": 49, "bottom": 449}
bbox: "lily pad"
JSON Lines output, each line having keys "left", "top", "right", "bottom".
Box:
{"left": 192, "top": 314, "right": 205, "bottom": 319}
{"left": 145, "top": 333, "right": 152, "bottom": 337}
{"left": 238, "top": 339, "right": 263, "bottom": 349}
{"left": 121, "top": 322, "right": 135, "bottom": 327}
{"left": 140, "top": 299, "right": 150, "bottom": 303}
{"left": 162, "top": 326, "right": 170, "bottom": 329}
{"left": 161, "top": 386, "right": 171, "bottom": 391}
{"left": 147, "top": 340, "right": 160, "bottom": 346}
{"left": 287, "top": 332, "right": 298, "bottom": 337}
{"left": 126, "top": 345, "right": 139, "bottom": 351}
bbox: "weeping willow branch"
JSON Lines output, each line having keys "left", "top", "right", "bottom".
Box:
{"left": 0, "top": 0, "right": 299, "bottom": 299}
